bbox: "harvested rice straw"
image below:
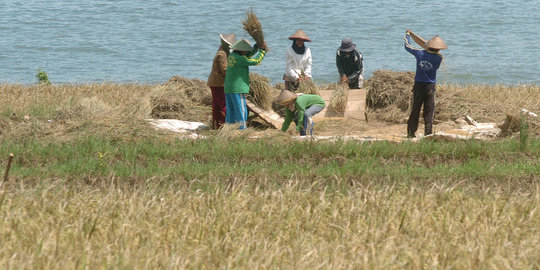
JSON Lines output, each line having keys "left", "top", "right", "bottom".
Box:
{"left": 297, "top": 79, "right": 319, "bottom": 95}
{"left": 249, "top": 73, "right": 273, "bottom": 110}
{"left": 326, "top": 83, "right": 349, "bottom": 117}
{"left": 365, "top": 70, "right": 414, "bottom": 110}
{"left": 242, "top": 9, "right": 266, "bottom": 49}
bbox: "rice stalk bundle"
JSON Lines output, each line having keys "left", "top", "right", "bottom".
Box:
{"left": 249, "top": 73, "right": 273, "bottom": 110}
{"left": 242, "top": 10, "right": 265, "bottom": 47}
{"left": 297, "top": 79, "right": 319, "bottom": 95}
{"left": 325, "top": 83, "right": 349, "bottom": 117}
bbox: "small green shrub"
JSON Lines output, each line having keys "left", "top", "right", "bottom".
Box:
{"left": 36, "top": 69, "right": 51, "bottom": 84}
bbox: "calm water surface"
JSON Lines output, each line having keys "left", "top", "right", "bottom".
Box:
{"left": 0, "top": 0, "right": 538, "bottom": 84}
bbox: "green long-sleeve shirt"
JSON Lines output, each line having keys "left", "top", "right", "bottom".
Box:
{"left": 224, "top": 46, "right": 266, "bottom": 94}
{"left": 281, "top": 94, "right": 326, "bottom": 132}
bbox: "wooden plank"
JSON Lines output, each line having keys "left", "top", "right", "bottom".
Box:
{"left": 245, "top": 99, "right": 284, "bottom": 129}
{"left": 409, "top": 31, "right": 428, "bottom": 49}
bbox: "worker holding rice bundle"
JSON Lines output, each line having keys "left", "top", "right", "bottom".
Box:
{"left": 404, "top": 29, "right": 447, "bottom": 138}
{"left": 224, "top": 38, "right": 267, "bottom": 130}
{"left": 276, "top": 90, "right": 325, "bottom": 136}
{"left": 207, "top": 33, "right": 236, "bottom": 129}
{"left": 283, "top": 29, "right": 313, "bottom": 91}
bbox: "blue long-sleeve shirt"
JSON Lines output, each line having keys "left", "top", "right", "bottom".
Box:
{"left": 404, "top": 34, "right": 442, "bottom": 83}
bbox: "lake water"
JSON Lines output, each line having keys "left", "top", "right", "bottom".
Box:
{"left": 0, "top": 0, "right": 538, "bottom": 85}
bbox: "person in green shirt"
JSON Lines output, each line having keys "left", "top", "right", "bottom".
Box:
{"left": 276, "top": 90, "right": 325, "bottom": 136}
{"left": 224, "top": 38, "right": 267, "bottom": 129}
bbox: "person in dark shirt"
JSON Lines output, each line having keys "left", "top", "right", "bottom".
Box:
{"left": 336, "top": 38, "right": 364, "bottom": 89}
{"left": 404, "top": 29, "right": 447, "bottom": 138}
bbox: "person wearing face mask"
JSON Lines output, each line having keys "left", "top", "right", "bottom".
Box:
{"left": 336, "top": 38, "right": 364, "bottom": 89}
{"left": 283, "top": 30, "right": 312, "bottom": 91}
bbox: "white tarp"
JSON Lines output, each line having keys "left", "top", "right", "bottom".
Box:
{"left": 146, "top": 119, "right": 208, "bottom": 133}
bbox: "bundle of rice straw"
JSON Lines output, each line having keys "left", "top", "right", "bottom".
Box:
{"left": 242, "top": 9, "right": 266, "bottom": 48}
{"left": 325, "top": 83, "right": 349, "bottom": 117}
{"left": 249, "top": 73, "right": 273, "bottom": 110}
{"left": 297, "top": 79, "right": 319, "bottom": 95}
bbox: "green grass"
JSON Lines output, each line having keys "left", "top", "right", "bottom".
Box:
{"left": 2, "top": 137, "right": 539, "bottom": 185}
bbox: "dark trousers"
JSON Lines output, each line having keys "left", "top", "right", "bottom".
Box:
{"left": 210, "top": 86, "right": 226, "bottom": 129}
{"left": 407, "top": 82, "right": 436, "bottom": 137}
{"left": 285, "top": 80, "right": 299, "bottom": 91}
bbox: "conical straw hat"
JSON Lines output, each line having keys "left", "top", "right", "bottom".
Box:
{"left": 276, "top": 90, "right": 298, "bottom": 105}
{"left": 231, "top": 39, "right": 253, "bottom": 52}
{"left": 425, "top": 35, "right": 448, "bottom": 50}
{"left": 288, "top": 29, "right": 311, "bottom": 42}
{"left": 220, "top": 33, "right": 237, "bottom": 45}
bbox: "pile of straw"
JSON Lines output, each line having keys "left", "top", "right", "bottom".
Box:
{"left": 365, "top": 70, "right": 414, "bottom": 110}
{"left": 242, "top": 10, "right": 265, "bottom": 47}
{"left": 364, "top": 70, "right": 414, "bottom": 123}
{"left": 167, "top": 76, "right": 212, "bottom": 106}
{"left": 325, "top": 83, "right": 349, "bottom": 117}
{"left": 149, "top": 76, "right": 212, "bottom": 123}
{"left": 249, "top": 73, "right": 274, "bottom": 110}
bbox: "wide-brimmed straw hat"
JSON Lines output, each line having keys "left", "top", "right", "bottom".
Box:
{"left": 276, "top": 90, "right": 298, "bottom": 105}
{"left": 231, "top": 39, "right": 253, "bottom": 52}
{"left": 425, "top": 35, "right": 448, "bottom": 50}
{"left": 339, "top": 38, "right": 356, "bottom": 52}
{"left": 288, "top": 30, "right": 311, "bottom": 42}
{"left": 220, "top": 33, "right": 236, "bottom": 45}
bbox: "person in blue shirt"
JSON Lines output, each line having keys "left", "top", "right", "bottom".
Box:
{"left": 404, "top": 29, "right": 447, "bottom": 138}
